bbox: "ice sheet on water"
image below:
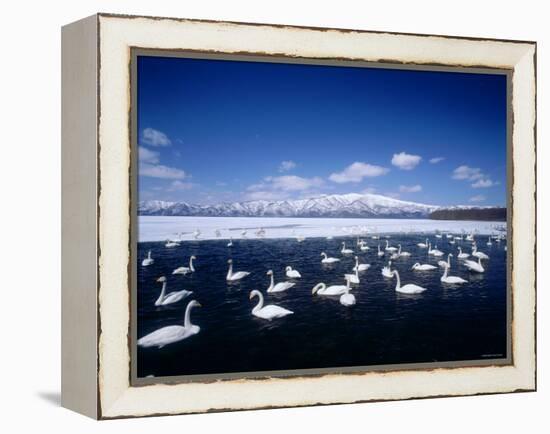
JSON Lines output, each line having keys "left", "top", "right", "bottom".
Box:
{"left": 138, "top": 216, "right": 506, "bottom": 242}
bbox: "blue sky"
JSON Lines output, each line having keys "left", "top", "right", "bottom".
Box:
{"left": 137, "top": 55, "right": 507, "bottom": 207}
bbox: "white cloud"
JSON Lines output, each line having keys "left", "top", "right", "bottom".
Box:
{"left": 391, "top": 152, "right": 422, "bottom": 170}
{"left": 399, "top": 184, "right": 422, "bottom": 193}
{"left": 278, "top": 160, "right": 297, "bottom": 172}
{"left": 361, "top": 186, "right": 377, "bottom": 194}
{"left": 138, "top": 146, "right": 159, "bottom": 164}
{"left": 329, "top": 162, "right": 389, "bottom": 183}
{"left": 168, "top": 180, "right": 194, "bottom": 191}
{"left": 471, "top": 178, "right": 497, "bottom": 188}
{"left": 141, "top": 128, "right": 172, "bottom": 147}
{"left": 248, "top": 175, "right": 324, "bottom": 192}
{"left": 244, "top": 190, "right": 290, "bottom": 201}
{"left": 452, "top": 165, "right": 483, "bottom": 181}
{"left": 469, "top": 194, "right": 486, "bottom": 203}
{"left": 429, "top": 157, "right": 445, "bottom": 164}
{"left": 140, "top": 163, "right": 187, "bottom": 179}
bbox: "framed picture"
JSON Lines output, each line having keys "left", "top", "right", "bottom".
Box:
{"left": 61, "top": 13, "right": 536, "bottom": 419}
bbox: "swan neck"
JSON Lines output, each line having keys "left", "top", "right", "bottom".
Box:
{"left": 394, "top": 271, "right": 401, "bottom": 289}
{"left": 156, "top": 281, "right": 167, "bottom": 304}
{"left": 227, "top": 263, "right": 233, "bottom": 279}
{"left": 253, "top": 292, "right": 264, "bottom": 311}
{"left": 184, "top": 303, "right": 195, "bottom": 328}
{"left": 189, "top": 256, "right": 195, "bottom": 272}
{"left": 269, "top": 273, "right": 274, "bottom": 289}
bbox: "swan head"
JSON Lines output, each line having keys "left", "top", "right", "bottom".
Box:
{"left": 266, "top": 270, "right": 273, "bottom": 276}
{"left": 188, "top": 300, "right": 202, "bottom": 309}
{"left": 320, "top": 252, "right": 326, "bottom": 256}
{"left": 285, "top": 266, "right": 291, "bottom": 272}
{"left": 156, "top": 276, "right": 167, "bottom": 283}
{"left": 249, "top": 290, "right": 261, "bottom": 300}
{"left": 227, "top": 259, "right": 233, "bottom": 264}
{"left": 191, "top": 255, "right": 196, "bottom": 260}
{"left": 312, "top": 283, "right": 325, "bottom": 294}
{"left": 449, "top": 253, "right": 454, "bottom": 257}
{"left": 412, "top": 263, "right": 420, "bottom": 269}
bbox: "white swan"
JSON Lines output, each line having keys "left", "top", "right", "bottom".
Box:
{"left": 392, "top": 270, "right": 427, "bottom": 294}
{"left": 341, "top": 242, "right": 354, "bottom": 255}
{"left": 457, "top": 247, "right": 470, "bottom": 259}
{"left": 249, "top": 290, "right": 293, "bottom": 320}
{"left": 138, "top": 300, "right": 201, "bottom": 348}
{"left": 226, "top": 259, "right": 250, "bottom": 281}
{"left": 472, "top": 244, "right": 490, "bottom": 260}
{"left": 339, "top": 285, "right": 356, "bottom": 306}
{"left": 312, "top": 277, "right": 351, "bottom": 296}
{"left": 227, "top": 237, "right": 233, "bottom": 247}
{"left": 165, "top": 239, "right": 180, "bottom": 248}
{"left": 449, "top": 238, "right": 456, "bottom": 245}
{"left": 344, "top": 267, "right": 360, "bottom": 284}
{"left": 172, "top": 255, "right": 196, "bottom": 275}
{"left": 266, "top": 270, "right": 295, "bottom": 293}
{"left": 441, "top": 264, "right": 468, "bottom": 284}
{"left": 438, "top": 253, "right": 452, "bottom": 269}
{"left": 285, "top": 266, "right": 301, "bottom": 279}
{"left": 487, "top": 237, "right": 493, "bottom": 246}
{"left": 321, "top": 252, "right": 340, "bottom": 264}
{"left": 382, "top": 261, "right": 393, "bottom": 278}
{"left": 417, "top": 238, "right": 429, "bottom": 248}
{"left": 359, "top": 241, "right": 370, "bottom": 251}
{"left": 142, "top": 250, "right": 154, "bottom": 266}
{"left": 436, "top": 233, "right": 443, "bottom": 239}
{"left": 397, "top": 244, "right": 411, "bottom": 257}
{"left": 353, "top": 256, "right": 370, "bottom": 272}
{"left": 411, "top": 262, "right": 437, "bottom": 271}
{"left": 429, "top": 243, "right": 444, "bottom": 257}
{"left": 385, "top": 240, "right": 398, "bottom": 252}
{"left": 463, "top": 256, "right": 485, "bottom": 273}
{"left": 154, "top": 276, "right": 193, "bottom": 306}
{"left": 377, "top": 244, "right": 385, "bottom": 257}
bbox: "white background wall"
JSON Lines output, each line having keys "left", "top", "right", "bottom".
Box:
{"left": 0, "top": 0, "right": 546, "bottom": 432}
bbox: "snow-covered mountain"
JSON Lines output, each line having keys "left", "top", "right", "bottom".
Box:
{"left": 138, "top": 193, "right": 440, "bottom": 218}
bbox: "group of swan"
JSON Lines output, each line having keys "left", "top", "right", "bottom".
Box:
{"left": 138, "top": 230, "right": 503, "bottom": 348}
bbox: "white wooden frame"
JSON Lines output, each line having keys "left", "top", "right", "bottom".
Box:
{"left": 62, "top": 13, "right": 536, "bottom": 419}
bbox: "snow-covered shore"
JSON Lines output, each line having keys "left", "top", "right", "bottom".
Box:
{"left": 138, "top": 216, "right": 506, "bottom": 242}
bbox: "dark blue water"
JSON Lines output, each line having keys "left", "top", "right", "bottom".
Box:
{"left": 136, "top": 235, "right": 507, "bottom": 378}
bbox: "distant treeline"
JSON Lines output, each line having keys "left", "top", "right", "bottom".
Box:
{"left": 430, "top": 207, "right": 506, "bottom": 221}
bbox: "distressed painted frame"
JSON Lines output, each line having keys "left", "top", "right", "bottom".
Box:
{"left": 61, "top": 13, "right": 536, "bottom": 419}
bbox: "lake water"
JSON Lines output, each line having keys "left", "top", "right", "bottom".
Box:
{"left": 136, "top": 232, "right": 508, "bottom": 379}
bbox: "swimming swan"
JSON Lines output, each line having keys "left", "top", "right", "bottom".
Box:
{"left": 417, "top": 238, "right": 429, "bottom": 248}
{"left": 249, "top": 290, "right": 293, "bottom": 320}
{"left": 472, "top": 244, "right": 490, "bottom": 260}
{"left": 266, "top": 270, "right": 296, "bottom": 293}
{"left": 142, "top": 250, "right": 154, "bottom": 266}
{"left": 382, "top": 261, "right": 393, "bottom": 278}
{"left": 457, "top": 247, "right": 470, "bottom": 259}
{"left": 341, "top": 242, "right": 354, "bottom": 255}
{"left": 172, "top": 255, "right": 196, "bottom": 275}
{"left": 227, "top": 237, "right": 233, "bottom": 247}
{"left": 377, "top": 244, "right": 385, "bottom": 257}
{"left": 339, "top": 285, "right": 356, "bottom": 306}
{"left": 137, "top": 300, "right": 201, "bottom": 348}
{"left": 411, "top": 262, "right": 437, "bottom": 271}
{"left": 392, "top": 270, "right": 427, "bottom": 294}
{"left": 353, "top": 256, "right": 370, "bottom": 272}
{"left": 397, "top": 244, "right": 411, "bottom": 257}
{"left": 226, "top": 259, "right": 250, "bottom": 281}
{"left": 438, "top": 253, "right": 452, "bottom": 269}
{"left": 463, "top": 256, "right": 485, "bottom": 273}
{"left": 165, "top": 239, "right": 180, "bottom": 248}
{"left": 440, "top": 263, "right": 468, "bottom": 284}
{"left": 321, "top": 252, "right": 340, "bottom": 264}
{"left": 385, "top": 240, "right": 398, "bottom": 252}
{"left": 312, "top": 277, "right": 351, "bottom": 296}
{"left": 154, "top": 276, "right": 193, "bottom": 307}
{"left": 344, "top": 267, "right": 360, "bottom": 284}
{"left": 285, "top": 266, "right": 301, "bottom": 279}
{"left": 154, "top": 276, "right": 193, "bottom": 306}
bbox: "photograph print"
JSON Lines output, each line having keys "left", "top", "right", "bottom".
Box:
{"left": 133, "top": 53, "right": 509, "bottom": 381}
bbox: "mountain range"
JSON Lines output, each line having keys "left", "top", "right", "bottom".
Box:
{"left": 138, "top": 193, "right": 442, "bottom": 218}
